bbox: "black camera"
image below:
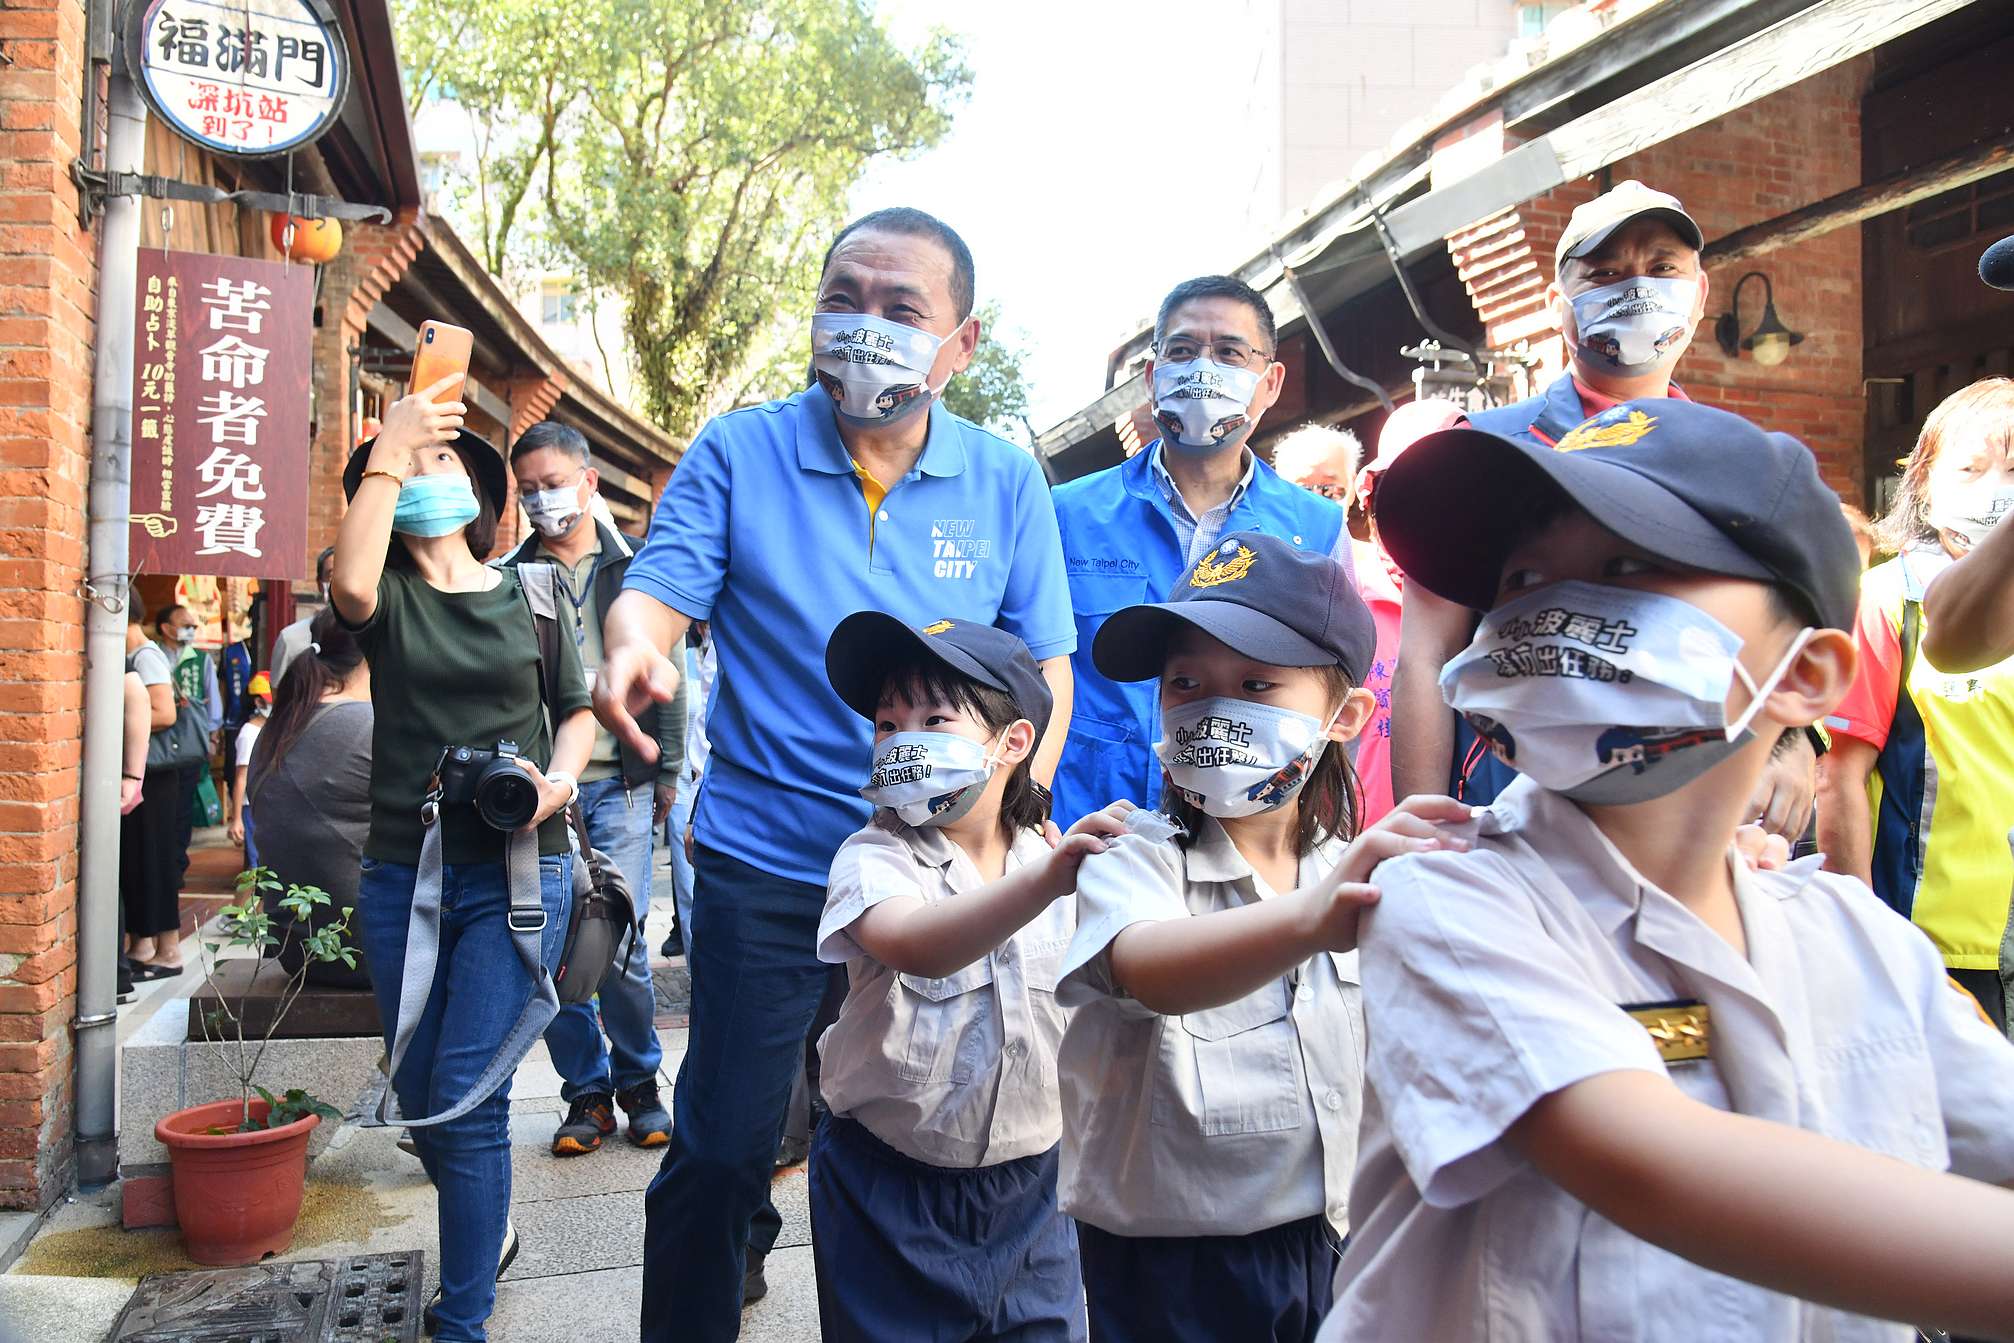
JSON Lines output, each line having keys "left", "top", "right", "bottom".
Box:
{"left": 435, "top": 740, "right": 539, "bottom": 830}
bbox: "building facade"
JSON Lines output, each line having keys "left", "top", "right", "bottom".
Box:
{"left": 0, "top": 0, "right": 679, "bottom": 1210}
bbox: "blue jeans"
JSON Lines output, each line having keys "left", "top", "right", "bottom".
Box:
{"left": 641, "top": 844, "right": 832, "bottom": 1343}
{"left": 358, "top": 851, "right": 572, "bottom": 1343}
{"left": 666, "top": 778, "right": 697, "bottom": 947}
{"left": 543, "top": 776, "right": 663, "bottom": 1100}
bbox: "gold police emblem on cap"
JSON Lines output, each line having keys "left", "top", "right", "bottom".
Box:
{"left": 1555, "top": 409, "right": 1657, "bottom": 454}
{"left": 1189, "top": 541, "right": 1257, "bottom": 589}
{"left": 920, "top": 619, "right": 955, "bottom": 635}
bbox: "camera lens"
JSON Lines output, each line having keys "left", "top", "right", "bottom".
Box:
{"left": 475, "top": 766, "right": 539, "bottom": 830}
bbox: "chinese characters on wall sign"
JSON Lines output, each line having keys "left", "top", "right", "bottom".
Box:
{"left": 130, "top": 0, "right": 351, "bottom": 156}
{"left": 130, "top": 250, "right": 311, "bottom": 579}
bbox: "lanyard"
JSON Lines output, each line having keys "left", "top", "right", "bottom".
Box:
{"left": 554, "top": 561, "right": 593, "bottom": 647}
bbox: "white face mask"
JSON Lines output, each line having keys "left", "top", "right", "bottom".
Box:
{"left": 860, "top": 728, "right": 1017, "bottom": 828}
{"left": 174, "top": 626, "right": 198, "bottom": 647}
{"left": 811, "top": 313, "right": 949, "bottom": 426}
{"left": 1440, "top": 580, "right": 1812, "bottom": 805}
{"left": 1928, "top": 481, "right": 2014, "bottom": 551}
{"left": 1151, "top": 358, "right": 1264, "bottom": 452}
{"left": 523, "top": 477, "right": 587, "bottom": 539}
{"left": 1566, "top": 275, "right": 1699, "bottom": 375}
{"left": 1155, "top": 695, "right": 1336, "bottom": 818}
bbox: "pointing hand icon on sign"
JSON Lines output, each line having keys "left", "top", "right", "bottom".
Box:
{"left": 130, "top": 514, "right": 179, "bottom": 539}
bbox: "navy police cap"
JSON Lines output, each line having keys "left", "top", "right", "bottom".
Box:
{"left": 1093, "top": 531, "right": 1376, "bottom": 684}
{"left": 825, "top": 613, "right": 1053, "bottom": 737}
{"left": 1374, "top": 399, "right": 1860, "bottom": 631}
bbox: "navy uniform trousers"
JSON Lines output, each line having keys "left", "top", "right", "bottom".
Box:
{"left": 809, "top": 1113, "right": 1086, "bottom": 1342}
{"left": 1076, "top": 1214, "right": 1341, "bottom": 1343}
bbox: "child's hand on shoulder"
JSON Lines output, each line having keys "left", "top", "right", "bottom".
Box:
{"left": 1040, "top": 800, "right": 1136, "bottom": 895}
{"left": 1303, "top": 796, "right": 1478, "bottom": 954}
{"left": 1335, "top": 794, "right": 1478, "bottom": 886}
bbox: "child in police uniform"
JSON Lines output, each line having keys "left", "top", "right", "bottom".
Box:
{"left": 810, "top": 613, "right": 1132, "bottom": 1342}
{"left": 1054, "top": 532, "right": 1474, "bottom": 1343}
{"left": 1321, "top": 400, "right": 2014, "bottom": 1342}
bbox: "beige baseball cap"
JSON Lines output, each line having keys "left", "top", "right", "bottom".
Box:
{"left": 1555, "top": 179, "right": 1704, "bottom": 272}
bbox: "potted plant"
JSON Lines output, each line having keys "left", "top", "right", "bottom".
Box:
{"left": 154, "top": 867, "right": 357, "bottom": 1265}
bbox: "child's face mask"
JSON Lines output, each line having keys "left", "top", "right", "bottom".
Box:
{"left": 1440, "top": 580, "right": 1811, "bottom": 805}
{"left": 1154, "top": 696, "right": 1339, "bottom": 818}
{"left": 859, "top": 726, "right": 1021, "bottom": 828}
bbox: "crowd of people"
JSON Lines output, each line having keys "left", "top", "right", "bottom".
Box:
{"left": 148, "top": 181, "right": 2014, "bottom": 1343}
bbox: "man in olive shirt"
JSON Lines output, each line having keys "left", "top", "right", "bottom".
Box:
{"left": 505, "top": 422, "right": 688, "bottom": 1155}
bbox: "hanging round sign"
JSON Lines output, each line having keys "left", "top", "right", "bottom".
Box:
{"left": 124, "top": 0, "right": 351, "bottom": 158}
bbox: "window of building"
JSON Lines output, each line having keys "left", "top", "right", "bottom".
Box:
{"left": 541, "top": 281, "right": 579, "bottom": 326}
{"left": 1905, "top": 175, "right": 2014, "bottom": 253}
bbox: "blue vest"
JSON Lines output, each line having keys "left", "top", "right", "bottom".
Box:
{"left": 1048, "top": 444, "right": 1345, "bottom": 827}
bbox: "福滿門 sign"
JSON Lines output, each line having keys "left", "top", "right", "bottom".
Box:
{"left": 126, "top": 0, "right": 351, "bottom": 157}
{"left": 130, "top": 249, "right": 311, "bottom": 579}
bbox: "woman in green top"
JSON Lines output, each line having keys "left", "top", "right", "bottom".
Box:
{"left": 332, "top": 376, "right": 594, "bottom": 1343}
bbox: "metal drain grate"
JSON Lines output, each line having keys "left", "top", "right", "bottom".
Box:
{"left": 109, "top": 1252, "right": 424, "bottom": 1342}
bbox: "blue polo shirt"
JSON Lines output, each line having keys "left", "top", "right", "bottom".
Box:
{"left": 1049, "top": 441, "right": 1344, "bottom": 828}
{"left": 622, "top": 388, "right": 1075, "bottom": 885}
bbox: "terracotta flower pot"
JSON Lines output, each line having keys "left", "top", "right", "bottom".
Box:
{"left": 155, "top": 1097, "right": 321, "bottom": 1265}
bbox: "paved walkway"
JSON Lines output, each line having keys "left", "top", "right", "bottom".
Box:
{"left": 0, "top": 846, "right": 821, "bottom": 1341}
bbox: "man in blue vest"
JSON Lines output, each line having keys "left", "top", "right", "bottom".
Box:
{"left": 1389, "top": 179, "right": 1817, "bottom": 837}
{"left": 1049, "top": 275, "right": 1347, "bottom": 828}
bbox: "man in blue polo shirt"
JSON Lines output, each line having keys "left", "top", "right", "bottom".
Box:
{"left": 596, "top": 207, "right": 1075, "bottom": 1343}
{"left": 1048, "top": 274, "right": 1346, "bottom": 828}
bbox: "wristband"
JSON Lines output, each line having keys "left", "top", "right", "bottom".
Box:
{"left": 359, "top": 468, "right": 405, "bottom": 488}
{"left": 122, "top": 773, "right": 143, "bottom": 782}
{"left": 545, "top": 770, "right": 580, "bottom": 808}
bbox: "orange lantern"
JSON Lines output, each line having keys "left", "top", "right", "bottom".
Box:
{"left": 270, "top": 213, "right": 343, "bottom": 263}
{"left": 357, "top": 416, "right": 382, "bottom": 445}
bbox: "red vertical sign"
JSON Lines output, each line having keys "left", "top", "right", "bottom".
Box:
{"left": 130, "top": 250, "right": 312, "bottom": 579}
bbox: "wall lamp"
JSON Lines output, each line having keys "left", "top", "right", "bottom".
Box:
{"left": 1714, "top": 270, "right": 1803, "bottom": 367}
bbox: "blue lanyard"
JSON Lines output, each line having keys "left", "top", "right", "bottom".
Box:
{"left": 555, "top": 563, "right": 593, "bottom": 647}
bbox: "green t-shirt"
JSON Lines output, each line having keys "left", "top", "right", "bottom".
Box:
{"left": 351, "top": 566, "right": 591, "bottom": 864}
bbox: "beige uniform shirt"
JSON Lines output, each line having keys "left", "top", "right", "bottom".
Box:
{"left": 1055, "top": 817, "right": 1365, "bottom": 1238}
{"left": 816, "top": 814, "right": 1072, "bottom": 1169}
{"left": 1324, "top": 776, "right": 2014, "bottom": 1343}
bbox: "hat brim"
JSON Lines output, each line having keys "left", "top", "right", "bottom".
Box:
{"left": 1093, "top": 601, "right": 1333, "bottom": 684}
{"left": 1563, "top": 207, "right": 1706, "bottom": 267}
{"left": 824, "top": 612, "right": 1009, "bottom": 722}
{"left": 1375, "top": 426, "right": 1772, "bottom": 613}
{"left": 343, "top": 429, "right": 509, "bottom": 516}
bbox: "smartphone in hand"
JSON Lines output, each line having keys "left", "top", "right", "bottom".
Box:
{"left": 410, "top": 321, "right": 474, "bottom": 400}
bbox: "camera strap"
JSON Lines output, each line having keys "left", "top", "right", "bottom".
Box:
{"left": 357, "top": 801, "right": 559, "bottom": 1129}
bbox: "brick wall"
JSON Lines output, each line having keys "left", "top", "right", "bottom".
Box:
{"left": 1450, "top": 59, "right": 1871, "bottom": 495}
{"left": 0, "top": 0, "right": 93, "bottom": 1209}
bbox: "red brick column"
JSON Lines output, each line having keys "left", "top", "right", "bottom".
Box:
{"left": 0, "top": 0, "right": 93, "bottom": 1209}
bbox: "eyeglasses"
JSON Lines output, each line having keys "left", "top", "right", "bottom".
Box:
{"left": 1312, "top": 482, "right": 1348, "bottom": 500}
{"left": 1156, "top": 338, "right": 1271, "bottom": 370}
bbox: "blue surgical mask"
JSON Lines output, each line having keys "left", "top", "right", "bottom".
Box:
{"left": 392, "top": 474, "right": 480, "bottom": 538}
{"left": 1567, "top": 275, "right": 1699, "bottom": 375}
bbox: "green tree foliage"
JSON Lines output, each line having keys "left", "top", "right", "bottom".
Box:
{"left": 940, "top": 301, "right": 1032, "bottom": 440}
{"left": 394, "top": 0, "right": 969, "bottom": 434}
